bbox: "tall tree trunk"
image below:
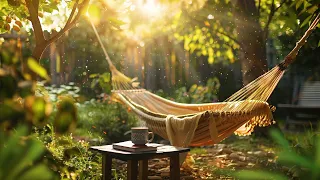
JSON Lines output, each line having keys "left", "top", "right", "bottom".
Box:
{"left": 27, "top": 43, "right": 48, "bottom": 79}
{"left": 234, "top": 0, "right": 268, "bottom": 85}
{"left": 234, "top": 0, "right": 277, "bottom": 136}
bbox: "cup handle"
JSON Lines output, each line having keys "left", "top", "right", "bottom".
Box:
{"left": 148, "top": 132, "right": 154, "bottom": 143}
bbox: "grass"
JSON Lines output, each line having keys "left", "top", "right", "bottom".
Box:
{"left": 190, "top": 147, "right": 208, "bottom": 155}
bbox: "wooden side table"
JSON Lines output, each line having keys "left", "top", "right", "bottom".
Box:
{"left": 90, "top": 144, "right": 190, "bottom": 180}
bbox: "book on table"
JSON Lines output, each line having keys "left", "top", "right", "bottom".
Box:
{"left": 112, "top": 141, "right": 163, "bottom": 152}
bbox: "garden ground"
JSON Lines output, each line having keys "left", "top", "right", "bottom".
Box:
{"left": 109, "top": 135, "right": 293, "bottom": 180}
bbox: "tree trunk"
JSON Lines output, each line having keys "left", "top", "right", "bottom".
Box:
{"left": 234, "top": 0, "right": 268, "bottom": 85}
{"left": 234, "top": 0, "right": 278, "bottom": 137}
{"left": 26, "top": 43, "right": 48, "bottom": 79}
{"left": 32, "top": 43, "right": 48, "bottom": 61}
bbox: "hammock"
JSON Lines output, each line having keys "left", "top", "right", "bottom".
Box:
{"left": 89, "top": 13, "right": 320, "bottom": 147}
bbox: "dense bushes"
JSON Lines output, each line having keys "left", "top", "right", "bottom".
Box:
{"left": 0, "top": 50, "right": 92, "bottom": 179}
{"left": 76, "top": 98, "right": 139, "bottom": 144}
{"left": 35, "top": 125, "right": 102, "bottom": 180}
{"left": 157, "top": 77, "right": 220, "bottom": 104}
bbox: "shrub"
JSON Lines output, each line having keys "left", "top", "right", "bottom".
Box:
{"left": 0, "top": 49, "right": 84, "bottom": 179}
{"left": 76, "top": 98, "right": 139, "bottom": 144}
{"left": 233, "top": 128, "right": 320, "bottom": 180}
{"left": 35, "top": 125, "right": 102, "bottom": 180}
{"left": 157, "top": 77, "right": 220, "bottom": 104}
{"left": 0, "top": 126, "right": 55, "bottom": 180}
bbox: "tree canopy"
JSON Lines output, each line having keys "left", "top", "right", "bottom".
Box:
{"left": 1, "top": 0, "right": 319, "bottom": 84}
{"left": 1, "top": 0, "right": 89, "bottom": 60}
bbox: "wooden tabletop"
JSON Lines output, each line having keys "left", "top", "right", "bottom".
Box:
{"left": 90, "top": 144, "right": 190, "bottom": 160}
{"left": 91, "top": 143, "right": 189, "bottom": 180}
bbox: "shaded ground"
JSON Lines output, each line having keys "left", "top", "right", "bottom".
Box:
{"left": 111, "top": 136, "right": 293, "bottom": 179}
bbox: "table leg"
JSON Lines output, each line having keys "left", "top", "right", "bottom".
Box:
{"left": 127, "top": 160, "right": 138, "bottom": 180}
{"left": 102, "top": 153, "right": 112, "bottom": 180}
{"left": 170, "top": 154, "right": 180, "bottom": 180}
{"left": 139, "top": 159, "right": 148, "bottom": 180}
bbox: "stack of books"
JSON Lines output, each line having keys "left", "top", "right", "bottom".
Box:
{"left": 112, "top": 141, "right": 163, "bottom": 152}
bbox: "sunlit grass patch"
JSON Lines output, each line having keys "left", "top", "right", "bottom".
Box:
{"left": 190, "top": 147, "right": 208, "bottom": 155}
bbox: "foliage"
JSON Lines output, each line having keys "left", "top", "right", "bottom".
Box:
{"left": 0, "top": 126, "right": 55, "bottom": 180}
{"left": 89, "top": 72, "right": 112, "bottom": 95}
{"left": 0, "top": 51, "right": 52, "bottom": 129}
{"left": 233, "top": 128, "right": 320, "bottom": 180}
{"left": 54, "top": 96, "right": 78, "bottom": 134}
{"left": 171, "top": 0, "right": 319, "bottom": 67}
{"left": 0, "top": 0, "right": 29, "bottom": 34}
{"left": 158, "top": 77, "right": 220, "bottom": 103}
{"left": 76, "top": 98, "right": 139, "bottom": 143}
{"left": 172, "top": 0, "right": 237, "bottom": 64}
{"left": 0, "top": 47, "right": 81, "bottom": 178}
{"left": 1, "top": 0, "right": 90, "bottom": 62}
{"left": 0, "top": 0, "right": 86, "bottom": 33}
{"left": 35, "top": 125, "right": 102, "bottom": 180}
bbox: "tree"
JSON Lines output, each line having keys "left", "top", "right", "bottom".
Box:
{"left": 173, "top": 0, "right": 319, "bottom": 85}
{"left": 1, "top": 0, "right": 89, "bottom": 61}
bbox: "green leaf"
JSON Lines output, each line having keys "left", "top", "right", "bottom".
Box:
{"left": 19, "top": 164, "right": 53, "bottom": 180}
{"left": 201, "top": 49, "right": 207, "bottom": 56}
{"left": 89, "top": 73, "right": 99, "bottom": 78}
{"left": 208, "top": 47, "right": 214, "bottom": 56}
{"left": 108, "top": 17, "right": 126, "bottom": 27}
{"left": 189, "top": 43, "right": 196, "bottom": 53}
{"left": 8, "top": 139, "right": 44, "bottom": 179}
{"left": 54, "top": 112, "right": 75, "bottom": 134}
{"left": 32, "top": 97, "right": 47, "bottom": 124}
{"left": 0, "top": 75, "right": 17, "bottom": 99}
{"left": 234, "top": 170, "right": 287, "bottom": 180}
{"left": 27, "top": 58, "right": 50, "bottom": 80}
{"left": 303, "top": 1, "right": 311, "bottom": 10}
{"left": 315, "top": 135, "right": 320, "bottom": 168}
{"left": 208, "top": 56, "right": 214, "bottom": 64}
{"left": 300, "top": 15, "right": 312, "bottom": 28}
{"left": 270, "top": 129, "right": 291, "bottom": 150}
{"left": 101, "top": 73, "right": 110, "bottom": 82}
{"left": 278, "top": 151, "right": 314, "bottom": 170}
{"left": 226, "top": 48, "right": 234, "bottom": 63}
{"left": 91, "top": 78, "right": 99, "bottom": 89}
{"left": 295, "top": 0, "right": 303, "bottom": 10}
{"left": 306, "top": 5, "right": 318, "bottom": 14}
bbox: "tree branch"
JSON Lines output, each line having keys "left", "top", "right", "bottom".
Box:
{"left": 47, "top": 0, "right": 88, "bottom": 45}
{"left": 258, "top": 0, "right": 261, "bottom": 17}
{"left": 216, "top": 30, "right": 240, "bottom": 45}
{"left": 65, "top": 0, "right": 80, "bottom": 27}
{"left": 264, "top": 0, "right": 275, "bottom": 37}
{"left": 25, "top": 0, "right": 45, "bottom": 45}
{"left": 32, "top": 0, "right": 39, "bottom": 12}
{"left": 263, "top": 0, "right": 286, "bottom": 40}
{"left": 184, "top": 10, "right": 240, "bottom": 46}
{"left": 281, "top": 13, "right": 320, "bottom": 68}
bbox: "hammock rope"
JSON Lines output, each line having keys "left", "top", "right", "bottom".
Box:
{"left": 87, "top": 11, "right": 320, "bottom": 147}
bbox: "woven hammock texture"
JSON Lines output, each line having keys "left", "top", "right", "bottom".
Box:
{"left": 113, "top": 89, "right": 273, "bottom": 147}
{"left": 88, "top": 13, "right": 319, "bottom": 147}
